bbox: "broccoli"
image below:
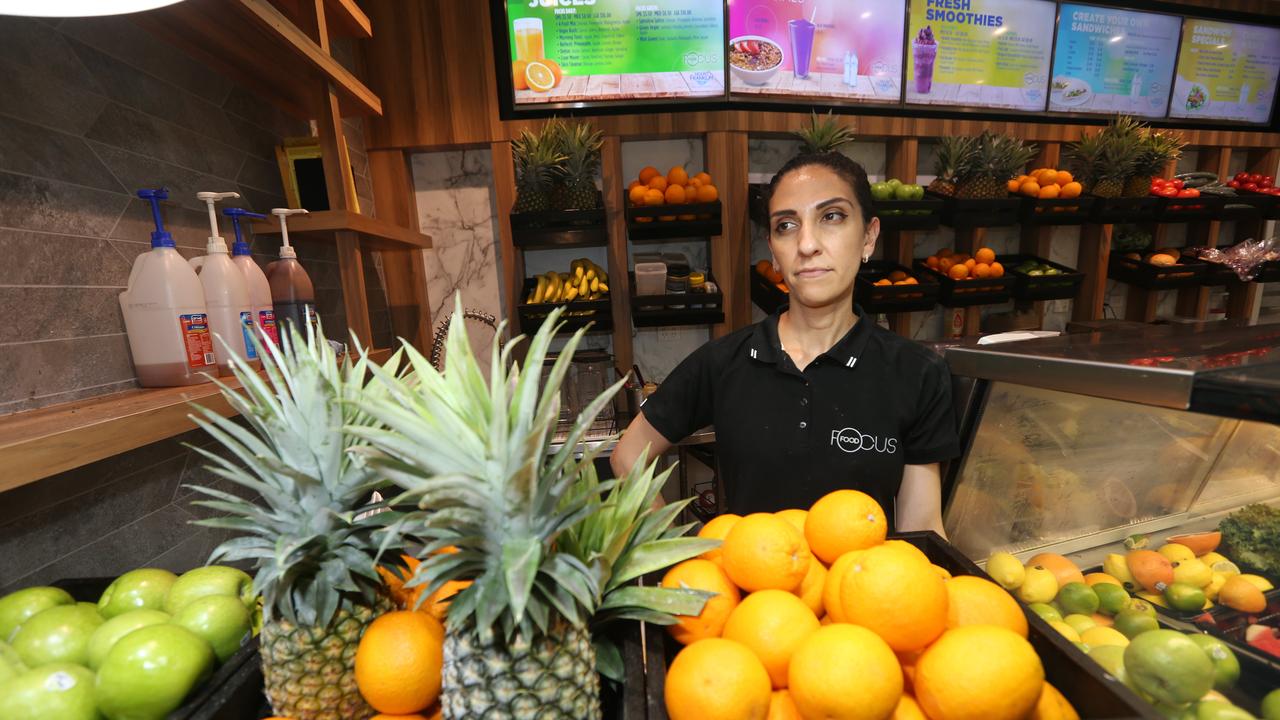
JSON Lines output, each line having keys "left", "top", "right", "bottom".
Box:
{"left": 1219, "top": 503, "right": 1280, "bottom": 578}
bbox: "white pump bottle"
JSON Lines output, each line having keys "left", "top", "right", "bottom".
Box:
{"left": 190, "top": 192, "right": 256, "bottom": 374}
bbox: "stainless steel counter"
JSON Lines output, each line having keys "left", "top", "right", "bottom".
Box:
{"left": 547, "top": 425, "right": 715, "bottom": 458}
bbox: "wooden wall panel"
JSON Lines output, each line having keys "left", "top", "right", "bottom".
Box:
{"left": 369, "top": 150, "right": 433, "bottom": 351}
{"left": 706, "top": 131, "right": 751, "bottom": 336}
{"left": 601, "top": 137, "right": 634, "bottom": 372}
{"left": 490, "top": 140, "right": 523, "bottom": 338}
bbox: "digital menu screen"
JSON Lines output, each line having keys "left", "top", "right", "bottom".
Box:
{"left": 505, "top": 0, "right": 725, "bottom": 106}
{"left": 1049, "top": 5, "right": 1181, "bottom": 117}
{"left": 905, "top": 0, "right": 1056, "bottom": 112}
{"left": 727, "top": 0, "right": 905, "bottom": 104}
{"left": 1168, "top": 19, "right": 1280, "bottom": 124}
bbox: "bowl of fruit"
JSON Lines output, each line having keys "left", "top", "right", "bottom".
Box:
{"left": 728, "top": 36, "right": 784, "bottom": 86}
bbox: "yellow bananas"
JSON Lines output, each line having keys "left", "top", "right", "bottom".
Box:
{"left": 527, "top": 258, "right": 611, "bottom": 305}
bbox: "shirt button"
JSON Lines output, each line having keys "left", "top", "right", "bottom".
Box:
{"left": 799, "top": 421, "right": 807, "bottom": 429}
{"left": 801, "top": 397, "right": 808, "bottom": 406}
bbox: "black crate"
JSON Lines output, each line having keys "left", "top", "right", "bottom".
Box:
{"left": 929, "top": 192, "right": 1022, "bottom": 228}
{"left": 1005, "top": 254, "right": 1087, "bottom": 301}
{"left": 915, "top": 260, "right": 1014, "bottom": 307}
{"left": 635, "top": 533, "right": 1158, "bottom": 719}
{"left": 510, "top": 203, "right": 608, "bottom": 249}
{"left": 876, "top": 197, "right": 945, "bottom": 232}
{"left": 626, "top": 202, "right": 722, "bottom": 240}
{"left": 1019, "top": 195, "right": 1099, "bottom": 226}
{"left": 1237, "top": 190, "right": 1280, "bottom": 220}
{"left": 631, "top": 271, "right": 725, "bottom": 328}
{"left": 1155, "top": 195, "right": 1225, "bottom": 223}
{"left": 855, "top": 260, "right": 940, "bottom": 313}
{"left": 51, "top": 577, "right": 265, "bottom": 720}
{"left": 1216, "top": 200, "right": 1267, "bottom": 222}
{"left": 1108, "top": 251, "right": 1208, "bottom": 290}
{"left": 1190, "top": 253, "right": 1241, "bottom": 287}
{"left": 1090, "top": 196, "right": 1162, "bottom": 224}
{"left": 516, "top": 278, "right": 612, "bottom": 335}
{"left": 1258, "top": 260, "right": 1280, "bottom": 284}
{"left": 750, "top": 266, "right": 789, "bottom": 315}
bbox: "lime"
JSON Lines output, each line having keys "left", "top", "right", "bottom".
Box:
{"left": 1081, "top": 626, "right": 1130, "bottom": 649}
{"left": 1128, "top": 598, "right": 1158, "bottom": 618}
{"left": 1186, "top": 634, "right": 1240, "bottom": 691}
{"left": 1114, "top": 608, "right": 1159, "bottom": 639}
{"left": 1164, "top": 583, "right": 1207, "bottom": 613}
{"left": 1028, "top": 603, "right": 1062, "bottom": 623}
{"left": 1064, "top": 614, "right": 1097, "bottom": 635}
{"left": 1261, "top": 688, "right": 1280, "bottom": 720}
{"left": 1058, "top": 582, "right": 1100, "bottom": 615}
{"left": 1094, "top": 583, "right": 1130, "bottom": 615}
{"left": 1124, "top": 630, "right": 1215, "bottom": 705}
{"left": 1194, "top": 700, "right": 1255, "bottom": 720}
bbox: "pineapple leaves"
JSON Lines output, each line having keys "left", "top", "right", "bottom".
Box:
{"left": 599, "top": 586, "right": 712, "bottom": 619}
{"left": 594, "top": 637, "right": 625, "bottom": 683}
{"left": 502, "top": 539, "right": 542, "bottom": 626}
{"left": 609, "top": 537, "right": 722, "bottom": 591}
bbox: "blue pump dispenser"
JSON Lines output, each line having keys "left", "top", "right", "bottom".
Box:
{"left": 223, "top": 208, "right": 268, "bottom": 257}
{"left": 137, "top": 188, "right": 174, "bottom": 248}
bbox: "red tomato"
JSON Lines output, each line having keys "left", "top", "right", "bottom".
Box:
{"left": 1228, "top": 180, "right": 1241, "bottom": 189}
{"left": 1170, "top": 179, "right": 1184, "bottom": 190}
{"left": 1151, "top": 178, "right": 1167, "bottom": 187}
{"left": 1247, "top": 173, "right": 1263, "bottom": 184}
{"left": 1261, "top": 176, "right": 1274, "bottom": 188}
{"left": 1154, "top": 186, "right": 1179, "bottom": 198}
{"left": 1236, "top": 172, "right": 1251, "bottom": 182}
{"left": 1176, "top": 188, "right": 1199, "bottom": 198}
{"left": 1243, "top": 182, "right": 1260, "bottom": 192}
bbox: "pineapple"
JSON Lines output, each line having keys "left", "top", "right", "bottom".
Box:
{"left": 928, "top": 135, "right": 974, "bottom": 197}
{"left": 185, "top": 326, "right": 402, "bottom": 720}
{"left": 794, "top": 110, "right": 857, "bottom": 155}
{"left": 1066, "top": 116, "right": 1141, "bottom": 198}
{"left": 513, "top": 120, "right": 566, "bottom": 213}
{"left": 1125, "top": 128, "right": 1185, "bottom": 198}
{"left": 557, "top": 121, "right": 604, "bottom": 210}
{"left": 955, "top": 131, "right": 1036, "bottom": 200}
{"left": 354, "top": 301, "right": 716, "bottom": 720}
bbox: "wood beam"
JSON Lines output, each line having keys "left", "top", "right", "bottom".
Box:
{"left": 1177, "top": 148, "right": 1231, "bottom": 319}
{"left": 325, "top": 0, "right": 372, "bottom": 38}
{"left": 1074, "top": 223, "right": 1112, "bottom": 322}
{"left": 368, "top": 150, "right": 434, "bottom": 352}
{"left": 491, "top": 140, "right": 523, "bottom": 339}
{"left": 884, "top": 138, "right": 919, "bottom": 337}
{"left": 706, "top": 131, "right": 751, "bottom": 337}
{"left": 601, "top": 136, "right": 634, "bottom": 372}
{"left": 336, "top": 231, "right": 374, "bottom": 346}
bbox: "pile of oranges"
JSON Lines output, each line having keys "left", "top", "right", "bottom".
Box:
{"left": 872, "top": 269, "right": 920, "bottom": 287}
{"left": 628, "top": 165, "right": 719, "bottom": 222}
{"left": 663, "top": 489, "right": 1077, "bottom": 720}
{"left": 1010, "top": 168, "right": 1083, "bottom": 201}
{"left": 923, "top": 247, "right": 1005, "bottom": 282}
{"left": 754, "top": 259, "right": 788, "bottom": 294}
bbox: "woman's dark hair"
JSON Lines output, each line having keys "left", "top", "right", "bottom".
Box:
{"left": 767, "top": 152, "right": 876, "bottom": 225}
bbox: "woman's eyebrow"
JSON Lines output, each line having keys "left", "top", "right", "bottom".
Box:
{"left": 770, "top": 196, "right": 851, "bottom": 220}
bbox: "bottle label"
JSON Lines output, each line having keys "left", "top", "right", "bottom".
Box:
{"left": 306, "top": 305, "right": 318, "bottom": 330}
{"left": 240, "top": 311, "right": 258, "bottom": 361}
{"left": 179, "top": 313, "right": 216, "bottom": 369}
{"left": 259, "top": 310, "right": 279, "bottom": 346}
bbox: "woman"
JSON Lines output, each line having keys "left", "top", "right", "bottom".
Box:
{"left": 611, "top": 152, "right": 959, "bottom": 534}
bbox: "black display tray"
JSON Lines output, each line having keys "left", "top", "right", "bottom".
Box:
{"left": 51, "top": 577, "right": 265, "bottom": 720}
{"left": 1108, "top": 251, "right": 1208, "bottom": 290}
{"left": 1018, "top": 195, "right": 1099, "bottom": 226}
{"left": 1217, "top": 201, "right": 1267, "bottom": 222}
{"left": 626, "top": 202, "right": 722, "bottom": 240}
{"left": 855, "top": 260, "right": 940, "bottom": 313}
{"left": 1236, "top": 190, "right": 1280, "bottom": 220}
{"left": 517, "top": 277, "right": 612, "bottom": 335}
{"left": 1004, "top": 254, "right": 1087, "bottom": 301}
{"left": 630, "top": 271, "right": 725, "bottom": 328}
{"left": 1154, "top": 195, "right": 1225, "bottom": 223}
{"left": 750, "top": 265, "right": 788, "bottom": 315}
{"left": 928, "top": 191, "right": 1022, "bottom": 228}
{"left": 876, "top": 197, "right": 945, "bottom": 231}
{"left": 1090, "top": 195, "right": 1162, "bottom": 224}
{"left": 915, "top": 260, "right": 1015, "bottom": 307}
{"left": 636, "top": 532, "right": 1158, "bottom": 719}
{"left": 510, "top": 202, "right": 608, "bottom": 249}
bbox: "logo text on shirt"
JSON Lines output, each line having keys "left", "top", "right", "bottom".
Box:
{"left": 830, "top": 427, "right": 898, "bottom": 454}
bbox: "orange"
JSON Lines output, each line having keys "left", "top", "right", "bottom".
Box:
{"left": 804, "top": 489, "right": 887, "bottom": 564}
{"left": 932, "top": 564, "right": 952, "bottom": 580}
{"left": 823, "top": 551, "right": 863, "bottom": 622}
{"left": 639, "top": 166, "right": 661, "bottom": 184}
{"left": 372, "top": 714, "right": 435, "bottom": 720}
{"left": 1031, "top": 682, "right": 1080, "bottom": 720}
{"left": 668, "top": 166, "right": 689, "bottom": 187}
{"left": 944, "top": 575, "right": 1028, "bottom": 637}
{"left": 698, "top": 514, "right": 742, "bottom": 567}
{"left": 965, "top": 258, "right": 976, "bottom": 270}
{"left": 661, "top": 559, "right": 741, "bottom": 645}
{"left": 775, "top": 508, "right": 808, "bottom": 533}
{"left": 788, "top": 624, "right": 903, "bottom": 720}
{"left": 988, "top": 261, "right": 1004, "bottom": 278}
{"left": 1060, "top": 181, "right": 1082, "bottom": 199}
{"left": 1084, "top": 572, "right": 1122, "bottom": 588}
{"left": 355, "top": 611, "right": 444, "bottom": 714}
{"left": 914, "top": 626, "right": 1044, "bottom": 720}
{"left": 1054, "top": 170, "right": 1074, "bottom": 186}
{"left": 893, "top": 694, "right": 928, "bottom": 720}
{"left": 1006, "top": 179, "right": 1021, "bottom": 194}
{"left": 665, "top": 638, "right": 772, "bottom": 720}
{"left": 972, "top": 262, "right": 991, "bottom": 279}
{"left": 1036, "top": 169, "right": 1059, "bottom": 186}
{"left": 948, "top": 263, "right": 969, "bottom": 280}
{"left": 647, "top": 175, "right": 668, "bottom": 192}
{"left": 975, "top": 247, "right": 996, "bottom": 265}
{"left": 697, "top": 184, "right": 719, "bottom": 203}
{"left": 937, "top": 247, "right": 954, "bottom": 258}
{"left": 724, "top": 590, "right": 821, "bottom": 688}
{"left": 687, "top": 177, "right": 702, "bottom": 190}
{"left": 628, "top": 184, "right": 648, "bottom": 206}
{"left": 875, "top": 279, "right": 892, "bottom": 287}
{"left": 1038, "top": 184, "right": 1060, "bottom": 199}
{"left": 525, "top": 61, "right": 556, "bottom": 92}
{"left": 665, "top": 184, "right": 687, "bottom": 205}
{"left": 840, "top": 542, "right": 949, "bottom": 652}
{"left": 695, "top": 171, "right": 713, "bottom": 185}
{"left": 643, "top": 188, "right": 665, "bottom": 206}
{"left": 937, "top": 257, "right": 954, "bottom": 273}
{"left": 1027, "top": 553, "right": 1085, "bottom": 589}
{"left": 722, "top": 513, "right": 812, "bottom": 592}
{"left": 1020, "top": 180, "right": 1041, "bottom": 197}
{"left": 767, "top": 689, "right": 803, "bottom": 720}
{"left": 926, "top": 255, "right": 940, "bottom": 269}
{"left": 512, "top": 60, "right": 530, "bottom": 91}
{"left": 422, "top": 579, "right": 471, "bottom": 619}
{"left": 540, "top": 58, "right": 563, "bottom": 86}
{"left": 1219, "top": 575, "right": 1266, "bottom": 612}
{"left": 793, "top": 556, "right": 827, "bottom": 617}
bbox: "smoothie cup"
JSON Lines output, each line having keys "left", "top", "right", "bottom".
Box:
{"left": 789, "top": 19, "right": 816, "bottom": 79}
{"left": 913, "top": 41, "right": 938, "bottom": 94}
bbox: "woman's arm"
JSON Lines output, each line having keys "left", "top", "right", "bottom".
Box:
{"left": 896, "top": 463, "right": 947, "bottom": 538}
{"left": 610, "top": 411, "right": 674, "bottom": 480}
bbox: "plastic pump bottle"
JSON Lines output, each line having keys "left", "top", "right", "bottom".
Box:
{"left": 266, "top": 208, "right": 316, "bottom": 341}
{"left": 119, "top": 188, "right": 217, "bottom": 387}
{"left": 190, "top": 192, "right": 256, "bottom": 374}
{"left": 224, "top": 207, "right": 279, "bottom": 349}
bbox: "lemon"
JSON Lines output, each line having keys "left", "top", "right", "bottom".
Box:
{"left": 1137, "top": 591, "right": 1168, "bottom": 608}
{"left": 1018, "top": 566, "right": 1059, "bottom": 604}
{"left": 1103, "top": 554, "right": 1138, "bottom": 592}
{"left": 1200, "top": 552, "right": 1230, "bottom": 567}
{"left": 1081, "top": 626, "right": 1130, "bottom": 649}
{"left": 1210, "top": 560, "right": 1240, "bottom": 578}
{"left": 1048, "top": 620, "right": 1081, "bottom": 643}
{"left": 985, "top": 552, "right": 1025, "bottom": 590}
{"left": 1205, "top": 573, "right": 1227, "bottom": 601}
{"left": 1240, "top": 574, "right": 1275, "bottom": 592}
{"left": 1157, "top": 543, "right": 1196, "bottom": 563}
{"left": 525, "top": 61, "right": 556, "bottom": 92}
{"left": 1064, "top": 614, "right": 1096, "bottom": 635}
{"left": 1172, "top": 558, "right": 1213, "bottom": 588}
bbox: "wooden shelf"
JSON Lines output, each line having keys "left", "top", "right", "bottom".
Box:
{"left": 253, "top": 210, "right": 433, "bottom": 250}
{"left": 0, "top": 349, "right": 393, "bottom": 493}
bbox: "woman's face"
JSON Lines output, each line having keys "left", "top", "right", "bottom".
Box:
{"left": 768, "top": 164, "right": 879, "bottom": 310}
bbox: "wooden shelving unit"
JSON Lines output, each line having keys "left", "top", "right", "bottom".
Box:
{"left": 251, "top": 210, "right": 433, "bottom": 250}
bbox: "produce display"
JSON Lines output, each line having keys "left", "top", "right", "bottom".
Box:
{"left": 1228, "top": 172, "right": 1280, "bottom": 196}
{"left": 871, "top": 269, "right": 921, "bottom": 287}
{"left": 929, "top": 131, "right": 1037, "bottom": 200}
{"left": 922, "top": 246, "right": 1006, "bottom": 281}
{"left": 793, "top": 110, "right": 857, "bottom": 156}
{"left": 1122, "top": 248, "right": 1187, "bottom": 267}
{"left": 512, "top": 119, "right": 604, "bottom": 213}
{"left": 626, "top": 164, "right": 719, "bottom": 222}
{"left": 525, "top": 258, "right": 610, "bottom": 304}
{"left": 1065, "top": 116, "right": 1185, "bottom": 199}
{"left": 754, "top": 259, "right": 789, "bottom": 294}
{"left": 871, "top": 178, "right": 928, "bottom": 212}
{"left": 1008, "top": 167, "right": 1083, "bottom": 201}
{"left": 662, "top": 489, "right": 1080, "bottom": 720}
{"left": 1011, "top": 259, "right": 1069, "bottom": 277}
{"left": 0, "top": 565, "right": 258, "bottom": 720}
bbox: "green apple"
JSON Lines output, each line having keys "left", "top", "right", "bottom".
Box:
{"left": 1194, "top": 700, "right": 1255, "bottom": 720}
{"left": 1125, "top": 630, "right": 1216, "bottom": 706}
{"left": 163, "top": 566, "right": 254, "bottom": 615}
{"left": 1185, "top": 635, "right": 1240, "bottom": 691}
{"left": 0, "top": 663, "right": 100, "bottom": 720}
{"left": 172, "top": 594, "right": 251, "bottom": 663}
{"left": 94, "top": 624, "right": 215, "bottom": 719}
{"left": 0, "top": 587, "right": 74, "bottom": 642}
{"left": 98, "top": 569, "right": 177, "bottom": 619}
{"left": 886, "top": 178, "right": 903, "bottom": 191}
{"left": 1261, "top": 688, "right": 1280, "bottom": 720}
{"left": 870, "top": 182, "right": 893, "bottom": 202}
{"left": 11, "top": 604, "right": 103, "bottom": 668}
{"left": 895, "top": 183, "right": 924, "bottom": 201}
{"left": 0, "top": 641, "right": 27, "bottom": 683}
{"left": 86, "top": 609, "right": 170, "bottom": 670}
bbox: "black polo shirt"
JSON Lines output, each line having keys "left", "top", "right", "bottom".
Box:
{"left": 641, "top": 306, "right": 959, "bottom": 528}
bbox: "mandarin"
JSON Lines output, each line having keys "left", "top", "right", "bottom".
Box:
{"left": 926, "top": 255, "right": 940, "bottom": 269}
{"left": 1007, "top": 179, "right": 1021, "bottom": 194}
{"left": 668, "top": 166, "right": 689, "bottom": 187}
{"left": 661, "top": 559, "right": 741, "bottom": 645}
{"left": 1039, "top": 184, "right": 1060, "bottom": 199}
{"left": 723, "top": 513, "right": 812, "bottom": 592}
{"left": 944, "top": 575, "right": 1028, "bottom": 637}
{"left": 698, "top": 514, "right": 742, "bottom": 567}
{"left": 1020, "top": 180, "right": 1041, "bottom": 197}
{"left": 1060, "top": 181, "right": 1082, "bottom": 199}
{"left": 972, "top": 263, "right": 992, "bottom": 279}
{"left": 665, "top": 184, "right": 687, "bottom": 205}
{"left": 695, "top": 171, "right": 712, "bottom": 185}
{"left": 804, "top": 489, "right": 887, "bottom": 564}
{"left": 989, "top": 261, "right": 1004, "bottom": 278}
{"left": 665, "top": 638, "right": 772, "bottom": 720}
{"left": 355, "top": 611, "right": 444, "bottom": 714}
{"left": 914, "top": 626, "right": 1044, "bottom": 720}
{"left": 767, "top": 689, "right": 804, "bottom": 720}
{"left": 788, "top": 624, "right": 903, "bottom": 720}
{"left": 697, "top": 183, "right": 719, "bottom": 202}
{"left": 643, "top": 188, "right": 665, "bottom": 206}
{"left": 823, "top": 551, "right": 864, "bottom": 622}
{"left": 948, "top": 263, "right": 969, "bottom": 280}
{"left": 975, "top": 247, "right": 996, "bottom": 265}
{"left": 965, "top": 258, "right": 976, "bottom": 269}
{"left": 937, "top": 257, "right": 954, "bottom": 273}
{"left": 793, "top": 556, "right": 828, "bottom": 616}
{"left": 629, "top": 184, "right": 648, "bottom": 206}
{"left": 841, "top": 542, "right": 949, "bottom": 652}
{"left": 639, "top": 166, "right": 661, "bottom": 184}
{"left": 1054, "top": 170, "right": 1074, "bottom": 186}
{"left": 647, "top": 175, "right": 668, "bottom": 192}
{"left": 724, "top": 590, "right": 821, "bottom": 688}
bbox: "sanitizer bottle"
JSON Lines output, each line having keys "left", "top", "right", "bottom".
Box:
{"left": 265, "top": 208, "right": 317, "bottom": 343}
{"left": 190, "top": 192, "right": 255, "bottom": 374}
{"left": 224, "top": 207, "right": 279, "bottom": 349}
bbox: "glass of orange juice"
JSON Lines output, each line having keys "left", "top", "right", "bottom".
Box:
{"left": 514, "top": 18, "right": 544, "bottom": 62}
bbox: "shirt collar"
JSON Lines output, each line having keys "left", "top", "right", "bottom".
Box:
{"left": 748, "top": 304, "right": 874, "bottom": 370}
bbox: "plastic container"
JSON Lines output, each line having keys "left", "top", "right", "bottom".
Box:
{"left": 634, "top": 262, "right": 667, "bottom": 296}
{"left": 118, "top": 188, "right": 217, "bottom": 387}
{"left": 190, "top": 192, "right": 255, "bottom": 375}
{"left": 666, "top": 263, "right": 690, "bottom": 309}
{"left": 266, "top": 208, "right": 317, "bottom": 341}
{"left": 225, "top": 208, "right": 279, "bottom": 349}
{"left": 688, "top": 270, "right": 706, "bottom": 308}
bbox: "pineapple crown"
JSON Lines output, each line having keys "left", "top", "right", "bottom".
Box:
{"left": 958, "top": 131, "right": 1037, "bottom": 182}
{"left": 513, "top": 120, "right": 567, "bottom": 191}
{"left": 1065, "top": 117, "right": 1142, "bottom": 185}
{"left": 186, "top": 324, "right": 404, "bottom": 628}
{"left": 353, "top": 299, "right": 715, "bottom": 663}
{"left": 1132, "top": 128, "right": 1186, "bottom": 177}
{"left": 932, "top": 135, "right": 976, "bottom": 180}
{"left": 794, "top": 111, "right": 857, "bottom": 155}
{"left": 559, "top": 121, "right": 604, "bottom": 186}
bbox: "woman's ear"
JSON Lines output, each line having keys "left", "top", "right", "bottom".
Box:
{"left": 861, "top": 216, "right": 881, "bottom": 261}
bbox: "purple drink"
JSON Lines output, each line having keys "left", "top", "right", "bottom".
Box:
{"left": 789, "top": 18, "right": 815, "bottom": 79}
{"left": 913, "top": 26, "right": 938, "bottom": 94}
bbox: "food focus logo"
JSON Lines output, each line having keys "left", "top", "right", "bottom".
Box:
{"left": 830, "top": 427, "right": 898, "bottom": 454}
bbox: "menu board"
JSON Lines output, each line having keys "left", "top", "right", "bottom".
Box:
{"left": 727, "top": 0, "right": 905, "bottom": 103}
{"left": 505, "top": 0, "right": 725, "bottom": 106}
{"left": 1168, "top": 19, "right": 1280, "bottom": 124}
{"left": 1049, "top": 5, "right": 1181, "bottom": 117}
{"left": 905, "top": 0, "right": 1056, "bottom": 112}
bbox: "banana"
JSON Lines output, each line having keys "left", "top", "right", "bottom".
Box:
{"left": 564, "top": 285, "right": 578, "bottom": 302}
{"left": 573, "top": 264, "right": 584, "bottom": 283}
{"left": 598, "top": 281, "right": 609, "bottom": 293}
{"left": 531, "top": 274, "right": 549, "bottom": 304}
{"left": 590, "top": 276, "right": 599, "bottom": 293}
{"left": 545, "top": 272, "right": 561, "bottom": 303}
{"left": 579, "top": 275, "right": 590, "bottom": 297}
{"left": 589, "top": 291, "right": 603, "bottom": 300}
